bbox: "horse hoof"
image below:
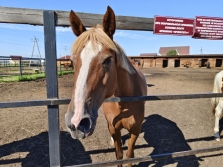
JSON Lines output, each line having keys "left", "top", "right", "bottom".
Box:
{"left": 215, "top": 138, "right": 220, "bottom": 142}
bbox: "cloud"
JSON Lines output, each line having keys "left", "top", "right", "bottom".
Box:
{"left": 0, "top": 23, "right": 43, "bottom": 31}
{"left": 0, "top": 23, "right": 71, "bottom": 33}
{"left": 56, "top": 27, "right": 72, "bottom": 33}
{"left": 0, "top": 24, "right": 21, "bottom": 30}
{"left": 115, "top": 31, "right": 156, "bottom": 41}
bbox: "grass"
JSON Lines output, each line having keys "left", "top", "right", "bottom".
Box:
{"left": 0, "top": 70, "right": 74, "bottom": 82}
{"left": 58, "top": 70, "right": 74, "bottom": 76}
{"left": 17, "top": 73, "right": 46, "bottom": 81}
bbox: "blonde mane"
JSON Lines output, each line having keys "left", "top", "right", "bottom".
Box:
{"left": 71, "top": 24, "right": 135, "bottom": 74}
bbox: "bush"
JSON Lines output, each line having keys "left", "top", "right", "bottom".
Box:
{"left": 167, "top": 50, "right": 178, "bottom": 56}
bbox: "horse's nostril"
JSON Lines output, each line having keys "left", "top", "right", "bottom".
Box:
{"left": 69, "top": 124, "right": 76, "bottom": 131}
{"left": 77, "top": 117, "right": 91, "bottom": 133}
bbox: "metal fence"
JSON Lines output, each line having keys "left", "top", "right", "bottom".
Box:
{"left": 0, "top": 56, "right": 73, "bottom": 77}
{"left": 1, "top": 6, "right": 223, "bottom": 167}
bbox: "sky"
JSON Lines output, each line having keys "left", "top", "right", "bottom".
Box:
{"left": 0, "top": 0, "right": 223, "bottom": 58}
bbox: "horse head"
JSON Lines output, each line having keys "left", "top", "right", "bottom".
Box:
{"left": 65, "top": 6, "right": 121, "bottom": 139}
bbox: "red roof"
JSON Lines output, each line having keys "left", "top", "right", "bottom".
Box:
{"left": 140, "top": 53, "right": 157, "bottom": 57}
{"left": 10, "top": 55, "right": 22, "bottom": 60}
{"left": 58, "top": 55, "right": 71, "bottom": 60}
{"left": 159, "top": 46, "right": 190, "bottom": 56}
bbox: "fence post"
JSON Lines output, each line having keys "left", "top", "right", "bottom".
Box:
{"left": 19, "top": 58, "right": 22, "bottom": 76}
{"left": 43, "top": 10, "right": 61, "bottom": 167}
{"left": 60, "top": 60, "right": 61, "bottom": 74}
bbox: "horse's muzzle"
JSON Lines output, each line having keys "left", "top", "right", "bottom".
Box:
{"left": 66, "top": 113, "right": 95, "bottom": 139}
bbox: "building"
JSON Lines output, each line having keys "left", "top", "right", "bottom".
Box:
{"left": 138, "top": 53, "right": 157, "bottom": 68}
{"left": 57, "top": 55, "right": 74, "bottom": 70}
{"left": 129, "top": 45, "right": 223, "bottom": 69}
{"left": 9, "top": 55, "right": 22, "bottom": 64}
{"left": 159, "top": 46, "right": 190, "bottom": 56}
{"left": 129, "top": 54, "right": 223, "bottom": 69}
{"left": 57, "top": 55, "right": 71, "bottom": 66}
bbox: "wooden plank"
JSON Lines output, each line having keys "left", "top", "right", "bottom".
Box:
{"left": 0, "top": 6, "right": 154, "bottom": 31}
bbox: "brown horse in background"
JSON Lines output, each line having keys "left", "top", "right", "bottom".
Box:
{"left": 65, "top": 6, "right": 147, "bottom": 167}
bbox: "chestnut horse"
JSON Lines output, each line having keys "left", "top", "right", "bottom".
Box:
{"left": 65, "top": 6, "right": 147, "bottom": 166}
{"left": 211, "top": 70, "right": 223, "bottom": 141}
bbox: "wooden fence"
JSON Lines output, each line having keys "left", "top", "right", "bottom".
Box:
{"left": 0, "top": 6, "right": 223, "bottom": 167}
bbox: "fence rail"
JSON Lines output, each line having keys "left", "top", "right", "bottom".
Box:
{"left": 0, "top": 6, "right": 154, "bottom": 31}
{"left": 72, "top": 145, "right": 223, "bottom": 167}
{"left": 1, "top": 93, "right": 223, "bottom": 109}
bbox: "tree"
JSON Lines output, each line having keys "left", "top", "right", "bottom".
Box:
{"left": 167, "top": 49, "right": 178, "bottom": 56}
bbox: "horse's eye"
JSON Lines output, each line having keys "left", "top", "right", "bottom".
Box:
{"left": 103, "top": 57, "right": 112, "bottom": 66}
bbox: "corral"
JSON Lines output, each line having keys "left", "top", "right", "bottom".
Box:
{"left": 1, "top": 68, "right": 223, "bottom": 166}
{"left": 1, "top": 6, "right": 223, "bottom": 167}
{"left": 0, "top": 56, "right": 73, "bottom": 76}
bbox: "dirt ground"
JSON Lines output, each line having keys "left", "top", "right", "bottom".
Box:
{"left": 1, "top": 67, "right": 223, "bottom": 167}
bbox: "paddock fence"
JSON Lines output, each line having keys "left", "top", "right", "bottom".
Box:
{"left": 1, "top": 6, "right": 223, "bottom": 167}
{"left": 0, "top": 56, "right": 74, "bottom": 78}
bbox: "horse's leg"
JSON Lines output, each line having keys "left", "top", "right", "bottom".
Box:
{"left": 108, "top": 124, "right": 123, "bottom": 167}
{"left": 126, "top": 126, "right": 141, "bottom": 167}
{"left": 110, "top": 136, "right": 114, "bottom": 146}
{"left": 214, "top": 100, "right": 223, "bottom": 141}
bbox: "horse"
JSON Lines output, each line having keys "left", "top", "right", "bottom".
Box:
{"left": 129, "top": 59, "right": 141, "bottom": 69}
{"left": 64, "top": 62, "right": 73, "bottom": 70}
{"left": 211, "top": 70, "right": 223, "bottom": 141}
{"left": 65, "top": 6, "right": 147, "bottom": 167}
{"left": 204, "top": 61, "right": 211, "bottom": 69}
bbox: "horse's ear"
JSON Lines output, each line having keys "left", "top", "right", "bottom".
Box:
{"left": 103, "top": 6, "right": 116, "bottom": 40}
{"left": 69, "top": 10, "right": 86, "bottom": 37}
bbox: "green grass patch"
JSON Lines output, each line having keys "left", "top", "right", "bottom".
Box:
{"left": 17, "top": 73, "right": 46, "bottom": 82}
{"left": 0, "top": 75, "right": 19, "bottom": 82}
{"left": 58, "top": 70, "right": 74, "bottom": 76}
{"left": 0, "top": 70, "right": 74, "bottom": 82}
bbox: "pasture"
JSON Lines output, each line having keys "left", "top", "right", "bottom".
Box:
{"left": 0, "top": 67, "right": 223, "bottom": 166}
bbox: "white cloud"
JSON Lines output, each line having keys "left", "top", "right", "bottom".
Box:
{"left": 0, "top": 23, "right": 71, "bottom": 34}
{"left": 56, "top": 27, "right": 72, "bottom": 33}
{"left": 0, "top": 23, "right": 43, "bottom": 31}
{"left": 0, "top": 24, "right": 20, "bottom": 30}
{"left": 115, "top": 31, "right": 156, "bottom": 41}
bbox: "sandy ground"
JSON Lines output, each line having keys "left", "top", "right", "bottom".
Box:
{"left": 0, "top": 67, "right": 223, "bottom": 167}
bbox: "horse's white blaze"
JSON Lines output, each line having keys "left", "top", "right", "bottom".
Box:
{"left": 71, "top": 42, "right": 102, "bottom": 128}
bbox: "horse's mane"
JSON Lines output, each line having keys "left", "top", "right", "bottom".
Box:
{"left": 71, "top": 24, "right": 135, "bottom": 74}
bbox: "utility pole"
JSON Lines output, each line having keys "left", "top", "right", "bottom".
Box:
{"left": 31, "top": 37, "right": 41, "bottom": 58}
{"left": 64, "top": 46, "right": 67, "bottom": 59}
{"left": 30, "top": 37, "right": 42, "bottom": 67}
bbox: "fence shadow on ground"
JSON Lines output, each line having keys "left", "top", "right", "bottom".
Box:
{"left": 1, "top": 116, "right": 223, "bottom": 166}
{"left": 136, "top": 114, "right": 200, "bottom": 167}
{"left": 0, "top": 131, "right": 92, "bottom": 166}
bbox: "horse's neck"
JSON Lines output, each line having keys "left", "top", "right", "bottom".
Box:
{"left": 114, "top": 67, "right": 138, "bottom": 97}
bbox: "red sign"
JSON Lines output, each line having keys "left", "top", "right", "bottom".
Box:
{"left": 193, "top": 16, "right": 223, "bottom": 40}
{"left": 154, "top": 16, "right": 194, "bottom": 36}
